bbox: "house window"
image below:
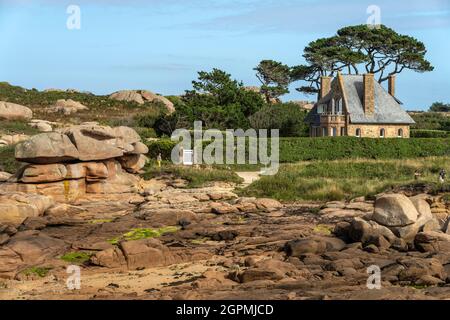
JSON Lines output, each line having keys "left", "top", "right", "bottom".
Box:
{"left": 355, "top": 128, "right": 361, "bottom": 137}
{"left": 340, "top": 127, "right": 346, "bottom": 136}
{"left": 398, "top": 129, "right": 404, "bottom": 138}
{"left": 336, "top": 98, "right": 342, "bottom": 114}
{"left": 322, "top": 127, "right": 328, "bottom": 136}
{"left": 318, "top": 104, "right": 327, "bottom": 114}
{"left": 380, "top": 128, "right": 385, "bottom": 138}
{"left": 332, "top": 127, "right": 337, "bottom": 137}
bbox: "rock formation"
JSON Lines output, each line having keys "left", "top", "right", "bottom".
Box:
{"left": 47, "top": 99, "right": 88, "bottom": 115}
{"left": 0, "top": 134, "right": 29, "bottom": 147}
{"left": 109, "top": 90, "right": 175, "bottom": 114}
{"left": 28, "top": 119, "right": 54, "bottom": 132}
{"left": 0, "top": 101, "right": 33, "bottom": 121}
{"left": 0, "top": 123, "right": 149, "bottom": 202}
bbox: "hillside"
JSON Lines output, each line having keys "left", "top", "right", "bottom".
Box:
{"left": 0, "top": 82, "right": 167, "bottom": 126}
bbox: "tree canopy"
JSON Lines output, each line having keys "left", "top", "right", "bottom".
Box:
{"left": 429, "top": 102, "right": 450, "bottom": 112}
{"left": 154, "top": 69, "right": 266, "bottom": 135}
{"left": 254, "top": 60, "right": 291, "bottom": 103}
{"left": 292, "top": 25, "right": 434, "bottom": 95}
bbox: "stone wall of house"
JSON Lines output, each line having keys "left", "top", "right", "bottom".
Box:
{"left": 347, "top": 124, "right": 410, "bottom": 138}
{"left": 310, "top": 124, "right": 410, "bottom": 138}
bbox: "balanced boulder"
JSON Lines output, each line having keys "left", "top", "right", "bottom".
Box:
{"left": 109, "top": 90, "right": 175, "bottom": 114}
{"left": 15, "top": 133, "right": 80, "bottom": 164}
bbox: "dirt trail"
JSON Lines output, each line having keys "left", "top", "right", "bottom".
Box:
{"left": 236, "top": 171, "right": 261, "bottom": 186}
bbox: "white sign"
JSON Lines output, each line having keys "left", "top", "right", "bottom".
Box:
{"left": 183, "top": 150, "right": 194, "bottom": 166}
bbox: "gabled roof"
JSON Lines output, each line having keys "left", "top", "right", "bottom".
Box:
{"left": 305, "top": 75, "right": 415, "bottom": 125}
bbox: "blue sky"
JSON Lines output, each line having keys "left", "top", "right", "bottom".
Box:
{"left": 0, "top": 0, "right": 449, "bottom": 110}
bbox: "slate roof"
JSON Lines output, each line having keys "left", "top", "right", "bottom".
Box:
{"left": 305, "top": 75, "right": 415, "bottom": 125}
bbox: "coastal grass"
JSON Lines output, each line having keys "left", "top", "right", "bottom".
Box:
{"left": 143, "top": 162, "right": 243, "bottom": 188}
{"left": 108, "top": 226, "right": 181, "bottom": 245}
{"left": 240, "top": 157, "right": 450, "bottom": 202}
{"left": 22, "top": 266, "right": 52, "bottom": 278}
{"left": 60, "top": 252, "right": 93, "bottom": 264}
{"left": 0, "top": 145, "right": 21, "bottom": 173}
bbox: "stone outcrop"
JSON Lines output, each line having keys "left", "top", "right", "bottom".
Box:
{"left": 47, "top": 99, "right": 88, "bottom": 115}
{"left": 1, "top": 124, "right": 148, "bottom": 202}
{"left": 0, "top": 134, "right": 29, "bottom": 146}
{"left": 109, "top": 90, "right": 175, "bottom": 114}
{"left": 0, "top": 101, "right": 33, "bottom": 121}
{"left": 28, "top": 119, "right": 54, "bottom": 132}
{"left": 0, "top": 193, "right": 54, "bottom": 227}
{"left": 341, "top": 194, "right": 445, "bottom": 250}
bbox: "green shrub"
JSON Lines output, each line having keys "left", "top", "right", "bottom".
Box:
{"left": 411, "top": 129, "right": 449, "bottom": 138}
{"left": 60, "top": 252, "right": 93, "bottom": 264}
{"left": 277, "top": 137, "right": 450, "bottom": 162}
{"left": 134, "top": 127, "right": 157, "bottom": 140}
{"left": 411, "top": 112, "right": 450, "bottom": 131}
{"left": 147, "top": 137, "right": 450, "bottom": 163}
{"left": 146, "top": 139, "right": 177, "bottom": 159}
{"left": 22, "top": 267, "right": 52, "bottom": 278}
{"left": 249, "top": 102, "right": 309, "bottom": 137}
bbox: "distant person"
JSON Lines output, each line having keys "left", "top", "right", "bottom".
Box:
{"left": 439, "top": 169, "right": 446, "bottom": 184}
{"left": 414, "top": 170, "right": 422, "bottom": 181}
{"left": 157, "top": 153, "right": 162, "bottom": 168}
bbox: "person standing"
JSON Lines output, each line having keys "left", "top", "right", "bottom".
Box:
{"left": 157, "top": 153, "right": 162, "bottom": 168}
{"left": 439, "top": 169, "right": 446, "bottom": 184}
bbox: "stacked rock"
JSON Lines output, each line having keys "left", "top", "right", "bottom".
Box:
{"left": 0, "top": 123, "right": 149, "bottom": 202}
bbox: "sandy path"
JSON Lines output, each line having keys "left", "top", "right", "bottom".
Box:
{"left": 235, "top": 172, "right": 261, "bottom": 186}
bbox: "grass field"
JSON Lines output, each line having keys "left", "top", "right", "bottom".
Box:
{"left": 240, "top": 157, "right": 450, "bottom": 202}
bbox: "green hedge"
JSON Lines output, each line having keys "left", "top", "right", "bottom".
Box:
{"left": 411, "top": 129, "right": 449, "bottom": 138}
{"left": 146, "top": 137, "right": 450, "bottom": 162}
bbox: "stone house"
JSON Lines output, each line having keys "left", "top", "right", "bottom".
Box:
{"left": 305, "top": 73, "right": 415, "bottom": 138}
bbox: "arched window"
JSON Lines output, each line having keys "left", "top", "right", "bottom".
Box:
{"left": 398, "top": 128, "right": 404, "bottom": 138}
{"left": 355, "top": 128, "right": 361, "bottom": 137}
{"left": 380, "top": 128, "right": 385, "bottom": 138}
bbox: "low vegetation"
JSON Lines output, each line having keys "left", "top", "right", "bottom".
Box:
{"left": 22, "top": 266, "right": 52, "bottom": 278}
{"left": 0, "top": 82, "right": 165, "bottom": 126}
{"left": 143, "top": 163, "right": 243, "bottom": 188}
{"left": 0, "top": 120, "right": 40, "bottom": 136}
{"left": 411, "top": 112, "right": 450, "bottom": 131}
{"left": 60, "top": 252, "right": 93, "bottom": 264}
{"left": 0, "top": 145, "right": 21, "bottom": 173}
{"left": 108, "top": 226, "right": 180, "bottom": 245}
{"left": 147, "top": 137, "right": 450, "bottom": 163}
{"left": 241, "top": 157, "right": 450, "bottom": 202}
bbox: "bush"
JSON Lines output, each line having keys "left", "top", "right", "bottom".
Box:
{"left": 249, "top": 102, "right": 309, "bottom": 137}
{"left": 146, "top": 139, "right": 177, "bottom": 160}
{"left": 411, "top": 129, "right": 449, "bottom": 138}
{"left": 277, "top": 137, "right": 450, "bottom": 162}
{"left": 134, "top": 127, "right": 157, "bottom": 140}
{"left": 411, "top": 112, "right": 450, "bottom": 131}
{"left": 147, "top": 137, "right": 450, "bottom": 163}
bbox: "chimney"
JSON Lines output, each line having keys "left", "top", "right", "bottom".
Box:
{"left": 388, "top": 75, "right": 396, "bottom": 97}
{"left": 320, "top": 76, "right": 331, "bottom": 99}
{"left": 363, "top": 73, "right": 375, "bottom": 115}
